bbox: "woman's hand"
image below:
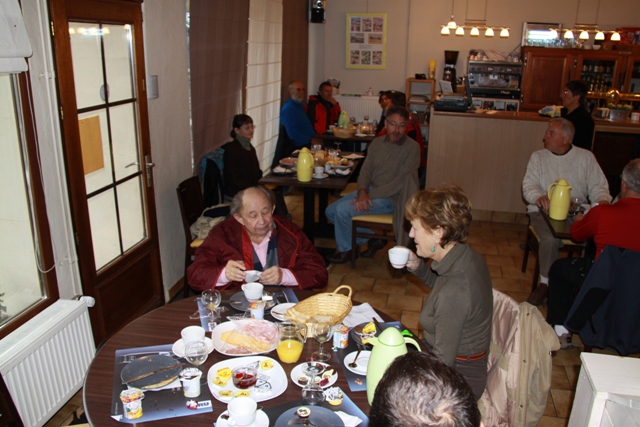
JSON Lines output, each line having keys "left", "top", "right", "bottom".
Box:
{"left": 405, "top": 249, "right": 421, "bottom": 271}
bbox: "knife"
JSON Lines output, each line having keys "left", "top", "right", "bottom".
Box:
{"left": 122, "top": 362, "right": 183, "bottom": 384}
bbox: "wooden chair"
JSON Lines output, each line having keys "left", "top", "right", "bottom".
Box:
{"left": 351, "top": 214, "right": 395, "bottom": 269}
{"left": 520, "top": 224, "right": 583, "bottom": 291}
{"left": 177, "top": 176, "right": 205, "bottom": 298}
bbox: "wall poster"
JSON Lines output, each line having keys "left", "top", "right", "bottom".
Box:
{"left": 346, "top": 13, "right": 387, "bottom": 69}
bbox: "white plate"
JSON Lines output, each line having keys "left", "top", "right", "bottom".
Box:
{"left": 312, "top": 173, "right": 329, "bottom": 180}
{"left": 208, "top": 356, "right": 287, "bottom": 403}
{"left": 270, "top": 303, "right": 296, "bottom": 321}
{"left": 290, "top": 362, "right": 338, "bottom": 388}
{"left": 211, "top": 319, "right": 278, "bottom": 356}
{"left": 333, "top": 161, "right": 354, "bottom": 170}
{"left": 343, "top": 350, "right": 371, "bottom": 375}
{"left": 216, "top": 410, "right": 269, "bottom": 427}
{"left": 172, "top": 337, "right": 215, "bottom": 358}
{"left": 355, "top": 133, "right": 367, "bottom": 137}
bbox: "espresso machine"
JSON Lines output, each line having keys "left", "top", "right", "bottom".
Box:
{"left": 443, "top": 50, "right": 459, "bottom": 91}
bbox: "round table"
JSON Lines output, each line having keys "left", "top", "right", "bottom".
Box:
{"left": 83, "top": 289, "right": 390, "bottom": 427}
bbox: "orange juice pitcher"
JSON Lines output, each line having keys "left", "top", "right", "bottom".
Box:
{"left": 277, "top": 322, "right": 307, "bottom": 364}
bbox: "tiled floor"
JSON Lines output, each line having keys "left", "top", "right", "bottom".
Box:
{"left": 45, "top": 187, "right": 627, "bottom": 427}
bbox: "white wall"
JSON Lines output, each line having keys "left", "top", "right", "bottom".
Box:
{"left": 314, "top": 0, "right": 640, "bottom": 95}
{"left": 142, "top": 1, "right": 192, "bottom": 299}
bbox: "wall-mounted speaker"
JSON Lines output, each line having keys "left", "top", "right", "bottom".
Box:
{"left": 310, "top": 0, "right": 325, "bottom": 24}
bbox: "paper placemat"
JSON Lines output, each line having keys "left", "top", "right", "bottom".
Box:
{"left": 111, "top": 344, "right": 213, "bottom": 423}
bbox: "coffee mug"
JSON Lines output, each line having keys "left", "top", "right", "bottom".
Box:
{"left": 388, "top": 246, "right": 410, "bottom": 269}
{"left": 241, "top": 282, "right": 263, "bottom": 301}
{"left": 227, "top": 396, "right": 257, "bottom": 426}
{"left": 181, "top": 325, "right": 205, "bottom": 346}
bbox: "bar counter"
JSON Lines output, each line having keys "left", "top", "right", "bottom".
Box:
{"left": 427, "top": 110, "right": 640, "bottom": 214}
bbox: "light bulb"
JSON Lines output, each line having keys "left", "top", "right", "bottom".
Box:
{"left": 564, "top": 30, "right": 574, "bottom": 39}
{"left": 447, "top": 16, "right": 457, "bottom": 29}
{"left": 595, "top": 31, "right": 605, "bottom": 40}
{"left": 550, "top": 29, "right": 558, "bottom": 38}
{"left": 470, "top": 27, "right": 480, "bottom": 36}
{"left": 611, "top": 32, "right": 621, "bottom": 41}
{"left": 441, "top": 26, "right": 450, "bottom": 35}
{"left": 579, "top": 30, "right": 589, "bottom": 40}
{"left": 500, "top": 28, "right": 509, "bottom": 38}
{"left": 456, "top": 26, "right": 465, "bottom": 36}
{"left": 485, "top": 27, "right": 494, "bottom": 37}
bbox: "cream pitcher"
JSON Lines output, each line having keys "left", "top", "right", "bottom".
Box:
{"left": 547, "top": 178, "right": 572, "bottom": 220}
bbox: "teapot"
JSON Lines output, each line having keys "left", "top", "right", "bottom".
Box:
{"left": 276, "top": 322, "right": 307, "bottom": 364}
{"left": 363, "top": 327, "right": 421, "bottom": 404}
{"left": 337, "top": 111, "right": 349, "bottom": 129}
{"left": 296, "top": 147, "right": 313, "bottom": 182}
{"left": 548, "top": 178, "right": 572, "bottom": 220}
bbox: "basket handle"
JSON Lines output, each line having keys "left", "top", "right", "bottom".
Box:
{"left": 333, "top": 285, "right": 352, "bottom": 298}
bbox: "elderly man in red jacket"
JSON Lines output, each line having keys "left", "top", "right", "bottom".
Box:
{"left": 187, "top": 186, "right": 327, "bottom": 290}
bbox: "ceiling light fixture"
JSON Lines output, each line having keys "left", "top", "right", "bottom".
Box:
{"left": 456, "top": 26, "right": 465, "bottom": 36}
{"left": 564, "top": 29, "right": 574, "bottom": 39}
{"left": 500, "top": 28, "right": 509, "bottom": 38}
{"left": 440, "top": 0, "right": 508, "bottom": 38}
{"left": 470, "top": 27, "right": 480, "bottom": 36}
{"left": 595, "top": 31, "right": 605, "bottom": 40}
{"left": 610, "top": 32, "right": 621, "bottom": 41}
{"left": 485, "top": 27, "right": 494, "bottom": 37}
{"left": 441, "top": 26, "right": 451, "bottom": 35}
{"left": 579, "top": 30, "right": 589, "bottom": 40}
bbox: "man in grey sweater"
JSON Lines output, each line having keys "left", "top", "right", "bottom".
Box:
{"left": 522, "top": 118, "right": 610, "bottom": 305}
{"left": 326, "top": 106, "right": 420, "bottom": 264}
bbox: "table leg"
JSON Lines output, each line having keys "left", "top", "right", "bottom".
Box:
{"left": 302, "top": 188, "right": 316, "bottom": 241}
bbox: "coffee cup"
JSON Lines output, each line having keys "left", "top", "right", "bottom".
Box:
{"left": 388, "top": 246, "right": 410, "bottom": 269}
{"left": 244, "top": 270, "right": 261, "bottom": 283}
{"left": 631, "top": 112, "right": 640, "bottom": 123}
{"left": 227, "top": 396, "right": 257, "bottom": 426}
{"left": 181, "top": 325, "right": 205, "bottom": 346}
{"left": 314, "top": 166, "right": 324, "bottom": 175}
{"left": 241, "top": 282, "right": 263, "bottom": 301}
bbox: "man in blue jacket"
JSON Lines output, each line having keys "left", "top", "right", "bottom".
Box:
{"left": 280, "top": 80, "right": 320, "bottom": 147}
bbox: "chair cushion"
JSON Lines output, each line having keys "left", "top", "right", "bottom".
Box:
{"left": 340, "top": 182, "right": 358, "bottom": 197}
{"left": 352, "top": 213, "right": 393, "bottom": 224}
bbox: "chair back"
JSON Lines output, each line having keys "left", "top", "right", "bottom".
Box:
{"left": 177, "top": 176, "right": 205, "bottom": 243}
{"left": 271, "top": 124, "right": 296, "bottom": 169}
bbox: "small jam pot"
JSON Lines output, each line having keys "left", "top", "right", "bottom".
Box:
{"left": 232, "top": 365, "right": 258, "bottom": 389}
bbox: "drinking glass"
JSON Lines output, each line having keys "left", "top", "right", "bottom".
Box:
{"left": 301, "top": 360, "right": 326, "bottom": 406}
{"left": 311, "top": 319, "right": 334, "bottom": 362}
{"left": 201, "top": 289, "right": 221, "bottom": 317}
{"left": 184, "top": 340, "right": 208, "bottom": 367}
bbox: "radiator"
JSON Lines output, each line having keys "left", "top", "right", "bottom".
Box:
{"left": 0, "top": 300, "right": 95, "bottom": 427}
{"left": 335, "top": 94, "right": 381, "bottom": 122}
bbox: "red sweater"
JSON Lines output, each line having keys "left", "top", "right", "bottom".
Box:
{"left": 306, "top": 95, "right": 341, "bottom": 135}
{"left": 570, "top": 198, "right": 640, "bottom": 260}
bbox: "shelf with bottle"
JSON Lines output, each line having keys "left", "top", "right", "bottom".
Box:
{"left": 582, "top": 74, "right": 614, "bottom": 92}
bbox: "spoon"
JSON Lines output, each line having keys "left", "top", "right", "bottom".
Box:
{"left": 348, "top": 348, "right": 362, "bottom": 368}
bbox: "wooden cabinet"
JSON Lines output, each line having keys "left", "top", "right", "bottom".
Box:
{"left": 521, "top": 47, "right": 640, "bottom": 111}
{"left": 405, "top": 78, "right": 436, "bottom": 124}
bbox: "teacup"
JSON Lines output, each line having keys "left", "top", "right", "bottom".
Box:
{"left": 181, "top": 325, "right": 205, "bottom": 346}
{"left": 241, "top": 282, "right": 263, "bottom": 301}
{"left": 244, "top": 270, "right": 261, "bottom": 283}
{"left": 314, "top": 166, "right": 324, "bottom": 175}
{"left": 388, "top": 246, "right": 410, "bottom": 269}
{"left": 227, "top": 396, "right": 257, "bottom": 426}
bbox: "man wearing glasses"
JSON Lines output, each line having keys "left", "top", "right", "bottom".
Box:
{"left": 326, "top": 106, "right": 420, "bottom": 264}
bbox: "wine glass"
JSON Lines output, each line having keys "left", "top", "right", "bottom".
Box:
{"left": 201, "top": 289, "right": 221, "bottom": 317}
{"left": 184, "top": 340, "right": 208, "bottom": 367}
{"left": 301, "top": 360, "right": 325, "bottom": 406}
{"left": 311, "top": 319, "right": 334, "bottom": 362}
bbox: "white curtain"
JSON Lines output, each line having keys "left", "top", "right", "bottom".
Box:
{"left": 247, "top": 0, "right": 283, "bottom": 171}
{"left": 0, "top": 0, "right": 32, "bottom": 73}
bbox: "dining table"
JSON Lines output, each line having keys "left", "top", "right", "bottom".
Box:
{"left": 539, "top": 208, "right": 579, "bottom": 240}
{"left": 318, "top": 133, "right": 375, "bottom": 153}
{"left": 83, "top": 288, "right": 415, "bottom": 427}
{"left": 258, "top": 155, "right": 363, "bottom": 243}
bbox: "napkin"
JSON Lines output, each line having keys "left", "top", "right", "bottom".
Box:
{"left": 342, "top": 153, "right": 365, "bottom": 159}
{"left": 343, "top": 303, "right": 384, "bottom": 327}
{"left": 273, "top": 166, "right": 290, "bottom": 174}
{"left": 335, "top": 411, "right": 363, "bottom": 427}
{"left": 335, "top": 168, "right": 351, "bottom": 175}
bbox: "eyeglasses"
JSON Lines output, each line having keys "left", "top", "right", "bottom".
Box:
{"left": 562, "top": 90, "right": 573, "bottom": 96}
{"left": 241, "top": 124, "right": 255, "bottom": 131}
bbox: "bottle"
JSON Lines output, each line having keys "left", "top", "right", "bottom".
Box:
{"left": 366, "top": 87, "right": 373, "bottom": 96}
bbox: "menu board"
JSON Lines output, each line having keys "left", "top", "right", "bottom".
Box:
{"left": 346, "top": 13, "right": 387, "bottom": 69}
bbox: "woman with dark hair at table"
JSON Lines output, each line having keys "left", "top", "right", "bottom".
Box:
{"left": 223, "top": 114, "right": 288, "bottom": 217}
{"left": 403, "top": 184, "right": 493, "bottom": 399}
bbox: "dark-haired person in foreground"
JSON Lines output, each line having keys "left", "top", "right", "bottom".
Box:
{"left": 369, "top": 351, "right": 483, "bottom": 427}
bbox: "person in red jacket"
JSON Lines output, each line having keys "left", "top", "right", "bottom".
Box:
{"left": 187, "top": 186, "right": 327, "bottom": 291}
{"left": 306, "top": 81, "right": 341, "bottom": 135}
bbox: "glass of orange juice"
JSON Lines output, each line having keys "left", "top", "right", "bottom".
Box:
{"left": 277, "top": 322, "right": 306, "bottom": 364}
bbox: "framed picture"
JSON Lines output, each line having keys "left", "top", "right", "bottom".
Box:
{"left": 346, "top": 13, "right": 387, "bottom": 69}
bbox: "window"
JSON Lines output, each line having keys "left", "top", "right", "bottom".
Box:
{"left": 0, "top": 73, "right": 59, "bottom": 338}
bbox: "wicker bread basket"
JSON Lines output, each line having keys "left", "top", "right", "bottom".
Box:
{"left": 333, "top": 127, "right": 355, "bottom": 139}
{"left": 284, "top": 285, "right": 353, "bottom": 335}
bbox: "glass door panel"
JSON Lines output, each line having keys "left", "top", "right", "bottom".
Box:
{"left": 79, "top": 109, "right": 113, "bottom": 193}
{"left": 87, "top": 189, "right": 120, "bottom": 269}
{"left": 69, "top": 23, "right": 106, "bottom": 109}
{"left": 110, "top": 103, "right": 140, "bottom": 181}
{"left": 103, "top": 24, "right": 134, "bottom": 103}
{"left": 117, "top": 177, "right": 146, "bottom": 253}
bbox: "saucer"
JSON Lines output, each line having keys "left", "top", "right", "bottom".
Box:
{"left": 343, "top": 350, "right": 371, "bottom": 375}
{"left": 312, "top": 173, "right": 329, "bottom": 179}
{"left": 172, "top": 337, "right": 214, "bottom": 358}
{"left": 355, "top": 133, "right": 367, "bottom": 137}
{"left": 216, "top": 410, "right": 269, "bottom": 427}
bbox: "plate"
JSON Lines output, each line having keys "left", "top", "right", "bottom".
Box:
{"left": 333, "top": 161, "right": 354, "bottom": 170}
{"left": 343, "top": 350, "right": 371, "bottom": 375}
{"left": 349, "top": 322, "right": 378, "bottom": 346}
{"left": 121, "top": 354, "right": 182, "bottom": 389}
{"left": 211, "top": 319, "right": 279, "bottom": 355}
{"left": 229, "top": 292, "right": 276, "bottom": 312}
{"left": 216, "top": 410, "right": 269, "bottom": 427}
{"left": 355, "top": 133, "right": 367, "bottom": 138}
{"left": 207, "top": 356, "right": 287, "bottom": 403}
{"left": 279, "top": 157, "right": 297, "bottom": 167}
{"left": 270, "top": 303, "right": 296, "bottom": 321}
{"left": 290, "top": 362, "right": 338, "bottom": 388}
{"left": 312, "top": 173, "right": 329, "bottom": 180}
{"left": 172, "top": 337, "right": 215, "bottom": 358}
{"left": 274, "top": 406, "right": 344, "bottom": 427}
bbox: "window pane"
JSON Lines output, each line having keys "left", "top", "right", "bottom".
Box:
{"left": 79, "top": 110, "right": 114, "bottom": 194}
{"left": 70, "top": 23, "right": 106, "bottom": 109}
{"left": 88, "top": 189, "right": 120, "bottom": 269}
{"left": 117, "top": 177, "right": 146, "bottom": 252}
{"left": 0, "top": 75, "right": 44, "bottom": 326}
{"left": 110, "top": 103, "right": 140, "bottom": 181}
{"left": 103, "top": 24, "right": 134, "bottom": 103}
